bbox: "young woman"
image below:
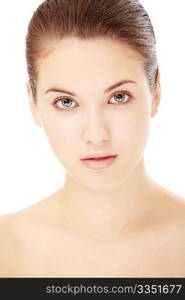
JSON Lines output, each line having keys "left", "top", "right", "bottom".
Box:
{"left": 0, "top": 0, "right": 185, "bottom": 277}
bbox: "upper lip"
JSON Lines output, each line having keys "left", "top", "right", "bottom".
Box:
{"left": 81, "top": 152, "right": 117, "bottom": 159}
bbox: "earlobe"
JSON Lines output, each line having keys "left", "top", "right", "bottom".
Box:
{"left": 26, "top": 80, "right": 42, "bottom": 128}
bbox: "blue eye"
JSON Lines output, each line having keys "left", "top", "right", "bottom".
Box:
{"left": 110, "top": 92, "right": 130, "bottom": 104}
{"left": 59, "top": 98, "right": 75, "bottom": 108}
{"left": 53, "top": 91, "right": 132, "bottom": 111}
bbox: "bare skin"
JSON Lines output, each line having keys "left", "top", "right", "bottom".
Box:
{"left": 0, "top": 178, "right": 185, "bottom": 278}
{"left": 0, "top": 37, "right": 185, "bottom": 277}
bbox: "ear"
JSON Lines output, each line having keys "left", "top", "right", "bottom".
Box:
{"left": 151, "top": 70, "right": 161, "bottom": 118}
{"left": 26, "top": 80, "right": 42, "bottom": 128}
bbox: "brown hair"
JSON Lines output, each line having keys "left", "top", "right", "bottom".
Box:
{"left": 25, "top": 0, "right": 159, "bottom": 102}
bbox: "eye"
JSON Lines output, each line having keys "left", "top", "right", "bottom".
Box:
{"left": 53, "top": 97, "right": 76, "bottom": 111}
{"left": 53, "top": 91, "right": 132, "bottom": 111}
{"left": 109, "top": 91, "right": 131, "bottom": 105}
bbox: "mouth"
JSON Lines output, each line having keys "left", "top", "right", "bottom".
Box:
{"left": 82, "top": 155, "right": 116, "bottom": 161}
{"left": 80, "top": 155, "right": 118, "bottom": 170}
{"left": 81, "top": 152, "right": 117, "bottom": 159}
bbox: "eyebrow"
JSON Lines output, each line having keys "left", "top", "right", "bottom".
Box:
{"left": 44, "top": 79, "right": 137, "bottom": 96}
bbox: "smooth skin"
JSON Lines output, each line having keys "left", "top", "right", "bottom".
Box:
{"left": 0, "top": 37, "right": 185, "bottom": 277}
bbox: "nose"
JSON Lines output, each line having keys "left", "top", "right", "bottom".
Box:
{"left": 82, "top": 110, "right": 110, "bottom": 145}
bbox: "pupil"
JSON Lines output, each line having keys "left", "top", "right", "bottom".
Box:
{"left": 63, "top": 98, "right": 71, "bottom": 107}
{"left": 115, "top": 93, "right": 125, "bottom": 102}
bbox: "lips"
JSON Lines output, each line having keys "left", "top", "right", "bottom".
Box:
{"left": 83, "top": 155, "right": 116, "bottom": 161}
{"left": 81, "top": 152, "right": 117, "bottom": 160}
{"left": 81, "top": 155, "right": 118, "bottom": 170}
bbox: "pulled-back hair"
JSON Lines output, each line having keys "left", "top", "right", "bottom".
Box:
{"left": 25, "top": 0, "right": 158, "bottom": 102}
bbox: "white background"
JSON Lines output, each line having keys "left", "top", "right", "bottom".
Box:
{"left": 0, "top": 0, "right": 185, "bottom": 214}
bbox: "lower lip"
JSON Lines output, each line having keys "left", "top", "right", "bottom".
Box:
{"left": 81, "top": 155, "right": 118, "bottom": 170}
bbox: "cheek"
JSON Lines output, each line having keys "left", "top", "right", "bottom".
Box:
{"left": 41, "top": 117, "right": 77, "bottom": 159}
{"left": 112, "top": 104, "right": 150, "bottom": 148}
{"left": 128, "top": 107, "right": 151, "bottom": 155}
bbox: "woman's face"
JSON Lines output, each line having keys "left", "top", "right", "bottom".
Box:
{"left": 27, "top": 37, "right": 160, "bottom": 190}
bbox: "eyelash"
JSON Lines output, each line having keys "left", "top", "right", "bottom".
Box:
{"left": 52, "top": 90, "right": 134, "bottom": 112}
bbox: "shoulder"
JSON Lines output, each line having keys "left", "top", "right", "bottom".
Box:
{"left": 0, "top": 206, "right": 43, "bottom": 277}
{"left": 161, "top": 206, "right": 185, "bottom": 276}
{"left": 0, "top": 213, "right": 20, "bottom": 277}
{"left": 153, "top": 183, "right": 185, "bottom": 234}
{"left": 154, "top": 185, "right": 185, "bottom": 273}
{"left": 144, "top": 182, "right": 185, "bottom": 276}
{"left": 0, "top": 197, "right": 56, "bottom": 277}
{"left": 147, "top": 181, "right": 185, "bottom": 241}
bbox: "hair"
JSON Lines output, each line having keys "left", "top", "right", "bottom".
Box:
{"left": 25, "top": 0, "right": 159, "bottom": 102}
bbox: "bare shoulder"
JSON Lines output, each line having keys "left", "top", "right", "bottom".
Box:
{"left": 159, "top": 184, "right": 185, "bottom": 216}
{"left": 0, "top": 209, "right": 39, "bottom": 277}
{"left": 164, "top": 195, "right": 185, "bottom": 276}
{"left": 0, "top": 195, "right": 57, "bottom": 277}
{"left": 154, "top": 182, "right": 185, "bottom": 228}
{"left": 0, "top": 203, "right": 44, "bottom": 276}
{"left": 165, "top": 194, "right": 185, "bottom": 245}
{"left": 144, "top": 182, "right": 185, "bottom": 276}
{"left": 0, "top": 213, "right": 20, "bottom": 277}
{"left": 153, "top": 183, "right": 185, "bottom": 257}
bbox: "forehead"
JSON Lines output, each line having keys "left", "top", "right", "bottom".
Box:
{"left": 37, "top": 37, "right": 146, "bottom": 89}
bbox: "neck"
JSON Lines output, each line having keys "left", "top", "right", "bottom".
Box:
{"left": 56, "top": 157, "right": 156, "bottom": 241}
